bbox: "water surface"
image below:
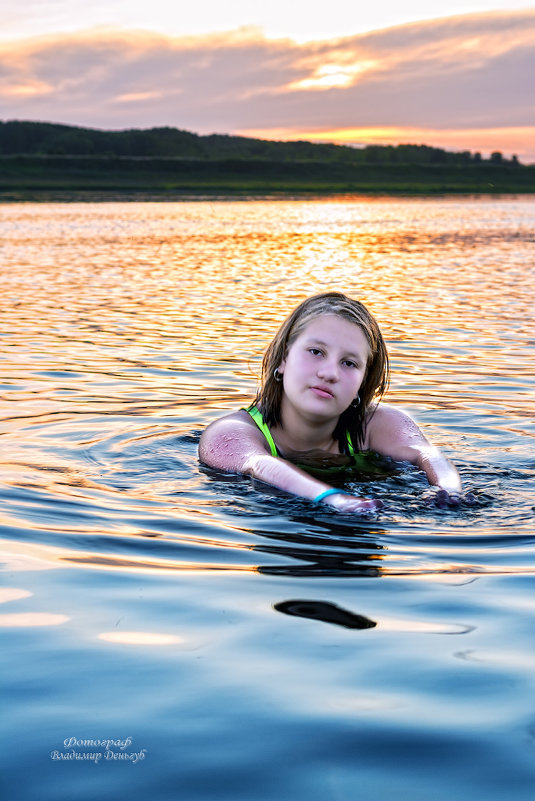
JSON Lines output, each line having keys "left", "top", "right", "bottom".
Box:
{"left": 1, "top": 195, "right": 534, "bottom": 800}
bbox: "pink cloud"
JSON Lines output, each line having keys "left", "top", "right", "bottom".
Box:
{"left": 1, "top": 11, "right": 534, "bottom": 159}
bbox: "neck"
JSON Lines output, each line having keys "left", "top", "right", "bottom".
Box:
{"left": 273, "top": 399, "right": 340, "bottom": 454}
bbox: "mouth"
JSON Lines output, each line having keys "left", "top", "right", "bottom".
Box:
{"left": 310, "top": 385, "right": 335, "bottom": 399}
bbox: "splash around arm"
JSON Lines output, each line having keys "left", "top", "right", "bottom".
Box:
{"left": 366, "top": 404, "right": 462, "bottom": 496}
{"left": 198, "top": 411, "right": 381, "bottom": 513}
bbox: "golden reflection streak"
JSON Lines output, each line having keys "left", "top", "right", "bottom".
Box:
{"left": 65, "top": 555, "right": 257, "bottom": 573}
{"left": 1, "top": 538, "right": 535, "bottom": 578}
{"left": 0, "top": 507, "right": 264, "bottom": 552}
{"left": 0, "top": 588, "right": 32, "bottom": 603}
{"left": 0, "top": 612, "right": 69, "bottom": 627}
{"left": 98, "top": 631, "right": 183, "bottom": 645}
{"left": 378, "top": 617, "right": 470, "bottom": 634}
{"left": 0, "top": 538, "right": 259, "bottom": 575}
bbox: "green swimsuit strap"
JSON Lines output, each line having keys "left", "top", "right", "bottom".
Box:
{"left": 243, "top": 405, "right": 279, "bottom": 457}
{"left": 244, "top": 404, "right": 356, "bottom": 459}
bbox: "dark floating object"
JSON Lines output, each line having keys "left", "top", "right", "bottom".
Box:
{"left": 274, "top": 599, "right": 377, "bottom": 630}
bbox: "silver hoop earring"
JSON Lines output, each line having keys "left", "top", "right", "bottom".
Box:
{"left": 351, "top": 393, "right": 361, "bottom": 408}
{"left": 274, "top": 368, "right": 283, "bottom": 382}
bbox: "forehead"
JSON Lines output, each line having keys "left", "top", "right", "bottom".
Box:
{"left": 296, "top": 314, "right": 369, "bottom": 354}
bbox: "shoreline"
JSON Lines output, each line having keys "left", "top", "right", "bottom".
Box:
{"left": 1, "top": 155, "right": 533, "bottom": 198}
{"left": 2, "top": 189, "right": 534, "bottom": 204}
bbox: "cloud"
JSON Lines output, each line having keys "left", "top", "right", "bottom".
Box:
{"left": 1, "top": 11, "right": 534, "bottom": 158}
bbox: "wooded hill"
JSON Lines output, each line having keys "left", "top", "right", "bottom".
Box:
{"left": 1, "top": 120, "right": 533, "bottom": 194}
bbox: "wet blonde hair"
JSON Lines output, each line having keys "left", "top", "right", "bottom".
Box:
{"left": 253, "top": 292, "right": 390, "bottom": 450}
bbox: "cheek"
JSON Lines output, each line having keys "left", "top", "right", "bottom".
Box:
{"left": 351, "top": 370, "right": 366, "bottom": 391}
{"left": 285, "top": 351, "right": 307, "bottom": 372}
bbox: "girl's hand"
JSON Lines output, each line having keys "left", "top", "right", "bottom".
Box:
{"left": 322, "top": 492, "right": 384, "bottom": 514}
{"left": 429, "top": 489, "right": 476, "bottom": 508}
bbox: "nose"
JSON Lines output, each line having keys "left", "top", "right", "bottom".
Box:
{"left": 316, "top": 358, "right": 339, "bottom": 382}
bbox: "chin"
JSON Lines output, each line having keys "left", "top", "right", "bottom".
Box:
{"left": 304, "top": 401, "right": 344, "bottom": 420}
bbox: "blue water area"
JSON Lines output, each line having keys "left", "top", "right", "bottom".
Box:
{"left": 1, "top": 196, "right": 534, "bottom": 800}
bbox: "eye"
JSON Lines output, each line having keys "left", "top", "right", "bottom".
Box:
{"left": 308, "top": 348, "right": 323, "bottom": 356}
{"left": 343, "top": 360, "right": 358, "bottom": 368}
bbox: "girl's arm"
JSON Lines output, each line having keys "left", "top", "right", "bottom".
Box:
{"left": 366, "top": 404, "right": 462, "bottom": 495}
{"left": 199, "top": 412, "right": 381, "bottom": 512}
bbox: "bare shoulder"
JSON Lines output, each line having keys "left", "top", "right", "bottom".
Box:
{"left": 368, "top": 402, "right": 420, "bottom": 430}
{"left": 366, "top": 403, "right": 461, "bottom": 491}
{"left": 200, "top": 409, "right": 261, "bottom": 441}
{"left": 366, "top": 403, "right": 430, "bottom": 453}
{"left": 198, "top": 410, "right": 270, "bottom": 471}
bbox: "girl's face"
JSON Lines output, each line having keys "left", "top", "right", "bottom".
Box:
{"left": 278, "top": 314, "right": 369, "bottom": 422}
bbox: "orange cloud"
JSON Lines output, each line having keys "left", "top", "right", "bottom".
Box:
{"left": 0, "top": 10, "right": 534, "bottom": 161}
{"left": 3, "top": 81, "right": 51, "bottom": 97}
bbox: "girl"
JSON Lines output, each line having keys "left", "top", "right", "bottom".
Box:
{"left": 199, "top": 292, "right": 462, "bottom": 513}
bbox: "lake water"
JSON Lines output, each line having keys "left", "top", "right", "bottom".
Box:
{"left": 1, "top": 194, "right": 534, "bottom": 800}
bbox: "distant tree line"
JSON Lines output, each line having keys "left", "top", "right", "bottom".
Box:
{"left": 0, "top": 120, "right": 522, "bottom": 166}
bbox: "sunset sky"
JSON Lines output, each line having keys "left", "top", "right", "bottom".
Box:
{"left": 2, "top": 1, "right": 534, "bottom": 161}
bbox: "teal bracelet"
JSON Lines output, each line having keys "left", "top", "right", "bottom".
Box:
{"left": 314, "top": 488, "right": 350, "bottom": 504}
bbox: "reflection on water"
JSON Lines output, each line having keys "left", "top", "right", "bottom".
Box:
{"left": 0, "top": 611, "right": 69, "bottom": 627}
{"left": 1, "top": 197, "right": 533, "bottom": 573}
{"left": 274, "top": 599, "right": 378, "bottom": 629}
{"left": 1, "top": 196, "right": 535, "bottom": 801}
{"left": 98, "top": 631, "right": 184, "bottom": 645}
